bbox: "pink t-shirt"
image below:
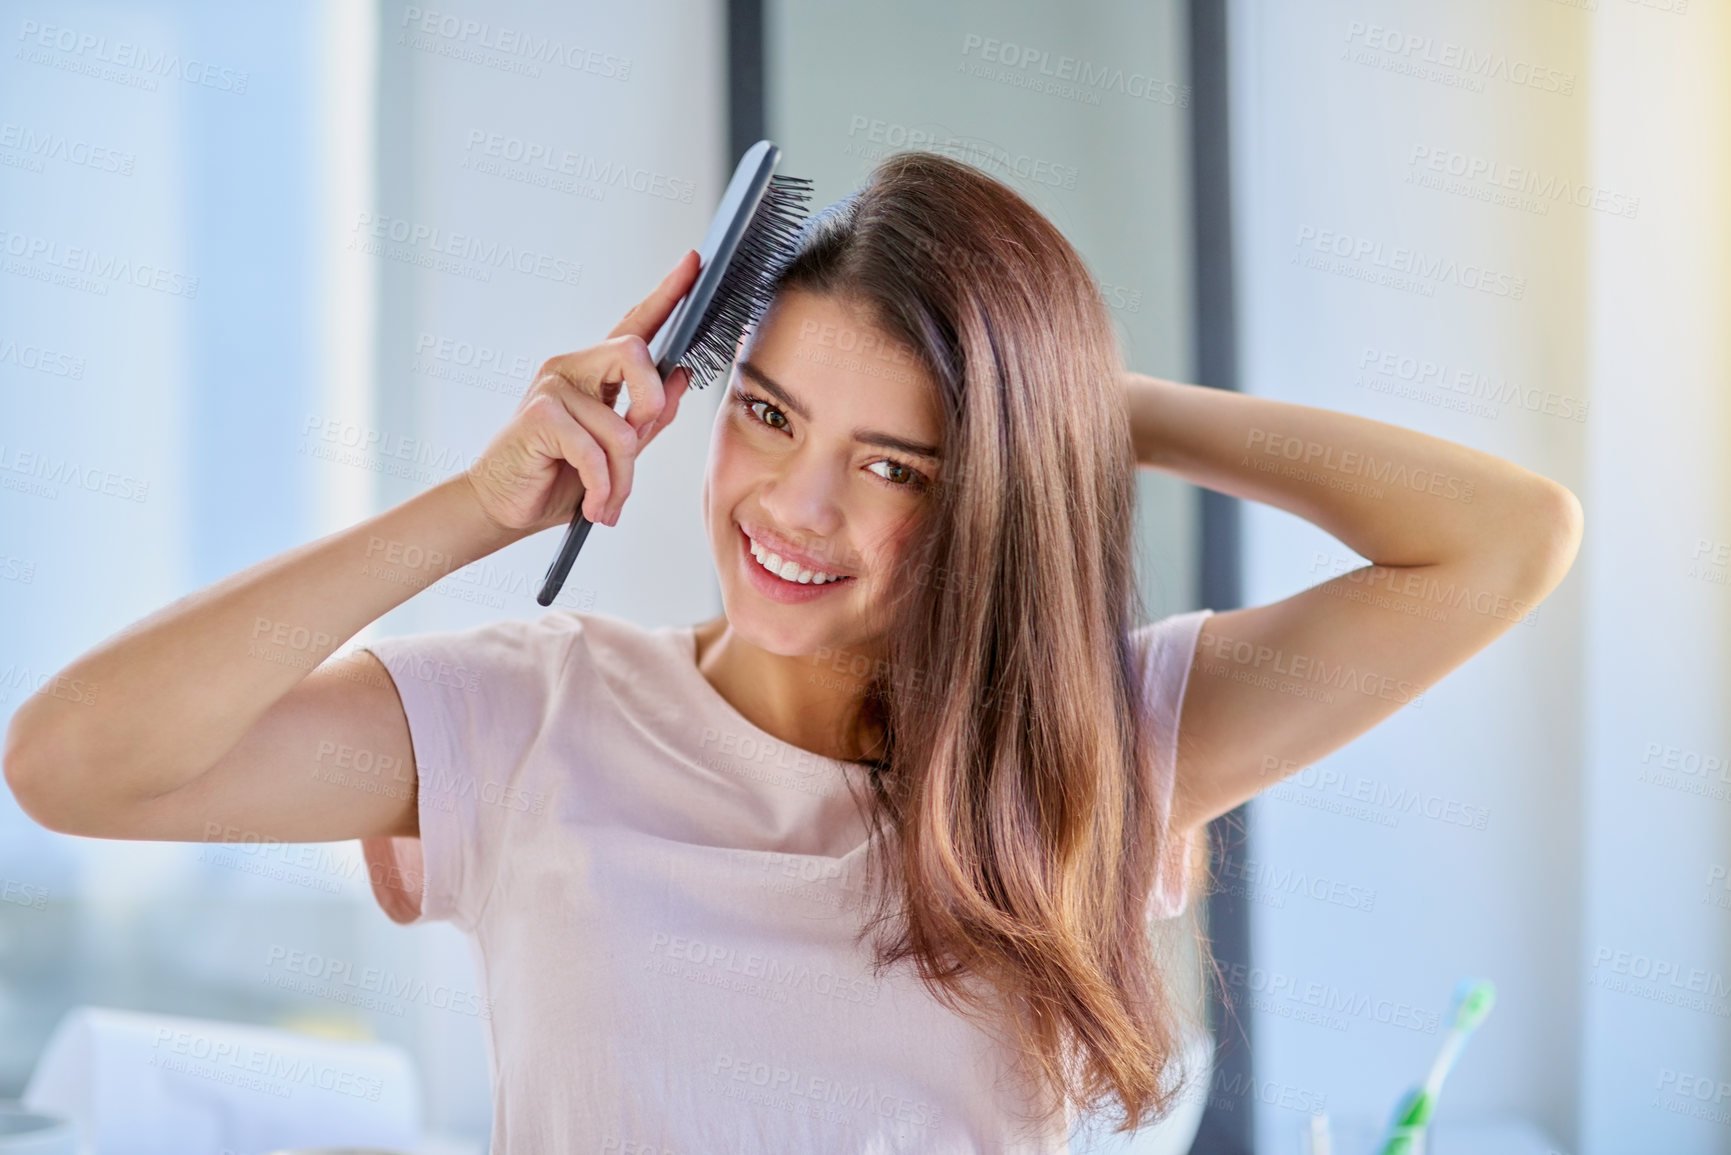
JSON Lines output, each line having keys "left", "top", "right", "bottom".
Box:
{"left": 357, "top": 607, "right": 1213, "bottom": 1154}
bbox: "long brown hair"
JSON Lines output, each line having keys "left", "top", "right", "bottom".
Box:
{"left": 772, "top": 150, "right": 1215, "bottom": 1136}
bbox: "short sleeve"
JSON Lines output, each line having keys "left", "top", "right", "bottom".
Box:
{"left": 1129, "top": 608, "right": 1214, "bottom": 920}
{"left": 354, "top": 611, "right": 583, "bottom": 932}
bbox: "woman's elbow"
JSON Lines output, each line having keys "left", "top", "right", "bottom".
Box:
{"left": 4, "top": 722, "right": 83, "bottom": 835}
{"left": 1516, "top": 481, "right": 1585, "bottom": 599}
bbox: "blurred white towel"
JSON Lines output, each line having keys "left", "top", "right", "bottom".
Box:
{"left": 21, "top": 1006, "right": 420, "bottom": 1155}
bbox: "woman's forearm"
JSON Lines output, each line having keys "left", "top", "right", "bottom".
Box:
{"left": 3, "top": 473, "right": 533, "bottom": 806}
{"left": 1124, "top": 371, "right": 1581, "bottom": 577}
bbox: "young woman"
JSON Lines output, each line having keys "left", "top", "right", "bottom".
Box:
{"left": 4, "top": 152, "right": 1582, "bottom": 1152}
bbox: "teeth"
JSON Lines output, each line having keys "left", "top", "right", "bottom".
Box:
{"left": 748, "top": 535, "right": 847, "bottom": 585}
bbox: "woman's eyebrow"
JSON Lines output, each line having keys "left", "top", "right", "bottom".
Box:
{"left": 736, "top": 360, "right": 943, "bottom": 461}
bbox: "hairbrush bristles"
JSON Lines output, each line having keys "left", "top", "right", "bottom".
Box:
{"left": 677, "top": 174, "right": 815, "bottom": 388}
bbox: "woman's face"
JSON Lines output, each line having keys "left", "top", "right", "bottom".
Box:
{"left": 702, "top": 288, "right": 942, "bottom": 658}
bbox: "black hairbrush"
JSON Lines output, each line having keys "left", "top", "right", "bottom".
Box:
{"left": 536, "top": 140, "right": 814, "bottom": 607}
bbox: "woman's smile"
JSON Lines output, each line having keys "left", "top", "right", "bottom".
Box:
{"left": 736, "top": 522, "right": 858, "bottom": 604}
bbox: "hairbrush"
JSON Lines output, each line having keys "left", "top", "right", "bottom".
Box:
{"left": 536, "top": 140, "right": 814, "bottom": 607}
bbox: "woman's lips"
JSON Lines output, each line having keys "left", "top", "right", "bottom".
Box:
{"left": 737, "top": 524, "right": 856, "bottom": 604}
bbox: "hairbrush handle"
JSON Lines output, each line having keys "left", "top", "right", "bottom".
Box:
{"left": 534, "top": 327, "right": 687, "bottom": 608}
{"left": 537, "top": 511, "right": 597, "bottom": 607}
{"left": 536, "top": 140, "right": 793, "bottom": 608}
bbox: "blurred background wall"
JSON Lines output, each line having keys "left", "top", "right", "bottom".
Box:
{"left": 1228, "top": 3, "right": 1729, "bottom": 1150}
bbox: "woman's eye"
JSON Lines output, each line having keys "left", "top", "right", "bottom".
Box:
{"left": 744, "top": 398, "right": 788, "bottom": 431}
{"left": 868, "top": 460, "right": 928, "bottom": 491}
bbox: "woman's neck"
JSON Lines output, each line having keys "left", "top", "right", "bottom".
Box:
{"left": 692, "top": 615, "right": 886, "bottom": 765}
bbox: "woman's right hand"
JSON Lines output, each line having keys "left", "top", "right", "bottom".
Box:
{"left": 464, "top": 249, "right": 702, "bottom": 534}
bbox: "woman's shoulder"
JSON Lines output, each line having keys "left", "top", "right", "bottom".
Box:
{"left": 1127, "top": 608, "right": 1215, "bottom": 728}
{"left": 544, "top": 608, "right": 691, "bottom": 676}
{"left": 1128, "top": 608, "right": 1214, "bottom": 683}
{"left": 358, "top": 607, "right": 684, "bottom": 704}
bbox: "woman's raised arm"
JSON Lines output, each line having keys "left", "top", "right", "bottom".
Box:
{"left": 3, "top": 252, "right": 702, "bottom": 845}
{"left": 2, "top": 475, "right": 533, "bottom": 842}
{"left": 1124, "top": 371, "right": 1583, "bottom": 834}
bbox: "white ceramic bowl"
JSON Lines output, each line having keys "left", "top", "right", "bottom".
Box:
{"left": 0, "top": 1104, "right": 77, "bottom": 1155}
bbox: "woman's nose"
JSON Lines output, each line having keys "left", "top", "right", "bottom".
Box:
{"left": 759, "top": 453, "right": 847, "bottom": 535}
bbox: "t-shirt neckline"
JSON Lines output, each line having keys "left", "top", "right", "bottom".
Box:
{"left": 671, "top": 623, "right": 872, "bottom": 775}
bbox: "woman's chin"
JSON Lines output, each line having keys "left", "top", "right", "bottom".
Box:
{"left": 723, "top": 599, "right": 822, "bottom": 656}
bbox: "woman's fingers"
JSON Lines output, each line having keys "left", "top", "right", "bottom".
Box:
{"left": 608, "top": 249, "right": 701, "bottom": 342}
{"left": 556, "top": 387, "right": 640, "bottom": 525}
{"left": 520, "top": 380, "right": 638, "bottom": 526}
{"left": 537, "top": 334, "right": 668, "bottom": 448}
{"left": 637, "top": 365, "right": 690, "bottom": 447}
{"left": 474, "top": 255, "right": 701, "bottom": 530}
{"left": 522, "top": 393, "right": 614, "bottom": 526}
{"left": 523, "top": 386, "right": 641, "bottom": 528}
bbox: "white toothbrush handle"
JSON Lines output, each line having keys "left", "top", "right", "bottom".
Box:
{"left": 1308, "top": 1112, "right": 1332, "bottom": 1155}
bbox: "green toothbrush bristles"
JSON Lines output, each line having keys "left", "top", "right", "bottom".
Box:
{"left": 1393, "top": 1085, "right": 1433, "bottom": 1127}
{"left": 1452, "top": 979, "right": 1496, "bottom": 1032}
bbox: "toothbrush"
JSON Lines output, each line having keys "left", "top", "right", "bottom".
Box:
{"left": 536, "top": 139, "right": 814, "bottom": 605}
{"left": 1307, "top": 1112, "right": 1332, "bottom": 1155}
{"left": 1377, "top": 979, "right": 1496, "bottom": 1155}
